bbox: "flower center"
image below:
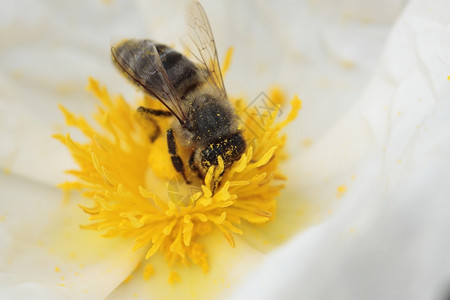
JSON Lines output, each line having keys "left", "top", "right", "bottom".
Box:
{"left": 55, "top": 77, "right": 300, "bottom": 274}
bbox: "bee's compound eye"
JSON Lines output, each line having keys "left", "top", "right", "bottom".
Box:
{"left": 200, "top": 133, "right": 246, "bottom": 170}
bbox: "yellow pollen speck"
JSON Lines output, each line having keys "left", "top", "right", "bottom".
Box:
{"left": 349, "top": 227, "right": 356, "bottom": 233}
{"left": 143, "top": 264, "right": 154, "bottom": 280}
{"left": 351, "top": 175, "right": 356, "bottom": 180}
{"left": 11, "top": 69, "right": 24, "bottom": 80}
{"left": 340, "top": 59, "right": 355, "bottom": 69}
{"left": 269, "top": 86, "right": 286, "bottom": 105}
{"left": 56, "top": 77, "right": 300, "bottom": 271}
{"left": 56, "top": 82, "right": 77, "bottom": 96}
{"left": 336, "top": 185, "right": 347, "bottom": 198}
{"left": 168, "top": 271, "right": 181, "bottom": 285}
{"left": 0, "top": 215, "right": 5, "bottom": 222}
{"left": 3, "top": 168, "right": 11, "bottom": 175}
{"left": 302, "top": 138, "right": 312, "bottom": 147}
{"left": 447, "top": 75, "right": 450, "bottom": 80}
{"left": 55, "top": 267, "right": 60, "bottom": 272}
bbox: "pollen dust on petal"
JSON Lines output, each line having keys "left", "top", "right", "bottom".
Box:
{"left": 143, "top": 264, "right": 155, "bottom": 280}
{"left": 302, "top": 138, "right": 312, "bottom": 147}
{"left": 168, "top": 271, "right": 181, "bottom": 285}
{"left": 336, "top": 185, "right": 347, "bottom": 198}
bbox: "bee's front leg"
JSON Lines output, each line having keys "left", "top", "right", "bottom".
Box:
{"left": 167, "top": 129, "right": 190, "bottom": 184}
{"left": 189, "top": 152, "right": 204, "bottom": 180}
{"left": 137, "top": 106, "right": 173, "bottom": 117}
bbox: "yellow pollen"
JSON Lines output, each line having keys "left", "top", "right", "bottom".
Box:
{"left": 336, "top": 185, "right": 347, "bottom": 198}
{"left": 143, "top": 264, "right": 155, "bottom": 280}
{"left": 269, "top": 86, "right": 286, "bottom": 105}
{"left": 168, "top": 271, "right": 181, "bottom": 285}
{"left": 302, "top": 138, "right": 312, "bottom": 147}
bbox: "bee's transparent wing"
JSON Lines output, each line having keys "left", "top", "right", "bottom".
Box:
{"left": 111, "top": 40, "right": 188, "bottom": 124}
{"left": 183, "top": 1, "right": 227, "bottom": 99}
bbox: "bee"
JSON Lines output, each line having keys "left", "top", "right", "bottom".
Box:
{"left": 111, "top": 2, "right": 246, "bottom": 182}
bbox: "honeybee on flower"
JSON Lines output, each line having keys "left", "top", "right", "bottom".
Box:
{"left": 56, "top": 1, "right": 300, "bottom": 277}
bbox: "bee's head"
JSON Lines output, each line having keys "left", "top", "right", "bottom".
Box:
{"left": 200, "top": 132, "right": 246, "bottom": 171}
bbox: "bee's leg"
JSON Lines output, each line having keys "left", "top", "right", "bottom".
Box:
{"left": 137, "top": 106, "right": 173, "bottom": 117}
{"left": 137, "top": 106, "right": 172, "bottom": 142}
{"left": 189, "top": 153, "right": 222, "bottom": 193}
{"left": 167, "top": 129, "right": 190, "bottom": 184}
{"left": 145, "top": 117, "right": 161, "bottom": 143}
{"left": 189, "top": 152, "right": 204, "bottom": 180}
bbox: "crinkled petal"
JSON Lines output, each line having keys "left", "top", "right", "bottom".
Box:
{"left": 233, "top": 1, "right": 450, "bottom": 299}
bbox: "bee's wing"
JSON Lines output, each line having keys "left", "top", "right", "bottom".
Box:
{"left": 111, "top": 40, "right": 188, "bottom": 124}
{"left": 184, "top": 1, "right": 227, "bottom": 99}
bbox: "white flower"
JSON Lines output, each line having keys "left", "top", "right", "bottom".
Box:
{"left": 1, "top": 0, "right": 449, "bottom": 299}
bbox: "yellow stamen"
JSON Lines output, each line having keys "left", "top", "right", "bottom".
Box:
{"left": 56, "top": 77, "right": 300, "bottom": 273}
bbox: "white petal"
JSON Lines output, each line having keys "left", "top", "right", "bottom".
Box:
{"left": 233, "top": 0, "right": 450, "bottom": 299}
{"left": 0, "top": 0, "right": 146, "bottom": 187}
{"left": 0, "top": 173, "right": 146, "bottom": 299}
{"left": 2, "top": 0, "right": 429, "bottom": 299}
